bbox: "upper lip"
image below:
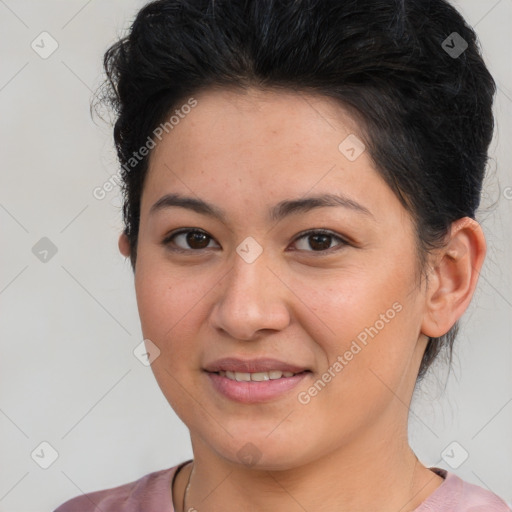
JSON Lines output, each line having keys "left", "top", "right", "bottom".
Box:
{"left": 204, "top": 358, "right": 309, "bottom": 374}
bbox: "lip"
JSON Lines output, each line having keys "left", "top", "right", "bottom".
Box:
{"left": 206, "top": 372, "right": 309, "bottom": 403}
{"left": 203, "top": 358, "right": 311, "bottom": 404}
{"left": 204, "top": 357, "right": 308, "bottom": 374}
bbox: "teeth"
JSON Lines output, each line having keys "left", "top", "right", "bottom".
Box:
{"left": 218, "top": 370, "right": 299, "bottom": 381}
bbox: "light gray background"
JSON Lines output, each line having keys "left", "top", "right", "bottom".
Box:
{"left": 0, "top": 1, "right": 510, "bottom": 511}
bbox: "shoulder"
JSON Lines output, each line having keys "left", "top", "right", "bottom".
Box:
{"left": 455, "top": 473, "right": 512, "bottom": 511}
{"left": 53, "top": 462, "right": 187, "bottom": 512}
{"left": 417, "top": 467, "right": 511, "bottom": 512}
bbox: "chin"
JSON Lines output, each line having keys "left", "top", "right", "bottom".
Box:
{"left": 207, "top": 431, "right": 314, "bottom": 471}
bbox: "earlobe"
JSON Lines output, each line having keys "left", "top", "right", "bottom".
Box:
{"left": 421, "top": 217, "right": 486, "bottom": 338}
{"left": 118, "top": 232, "right": 131, "bottom": 257}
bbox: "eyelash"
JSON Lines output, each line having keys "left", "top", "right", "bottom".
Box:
{"left": 161, "top": 228, "right": 349, "bottom": 255}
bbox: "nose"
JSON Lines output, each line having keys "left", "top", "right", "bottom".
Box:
{"left": 209, "top": 248, "right": 292, "bottom": 341}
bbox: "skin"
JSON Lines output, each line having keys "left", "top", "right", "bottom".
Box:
{"left": 118, "top": 87, "right": 486, "bottom": 512}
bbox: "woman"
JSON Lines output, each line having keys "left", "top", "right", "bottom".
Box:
{"left": 55, "top": 0, "right": 510, "bottom": 510}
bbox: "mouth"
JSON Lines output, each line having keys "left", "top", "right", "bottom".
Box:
{"left": 203, "top": 358, "right": 312, "bottom": 403}
{"left": 212, "top": 369, "right": 308, "bottom": 381}
{"left": 204, "top": 357, "right": 310, "bottom": 374}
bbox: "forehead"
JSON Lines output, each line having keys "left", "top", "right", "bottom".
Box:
{"left": 151, "top": 86, "right": 362, "bottom": 156}
{"left": 140, "top": 87, "right": 394, "bottom": 221}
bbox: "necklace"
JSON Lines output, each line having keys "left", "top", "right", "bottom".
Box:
{"left": 182, "top": 461, "right": 194, "bottom": 512}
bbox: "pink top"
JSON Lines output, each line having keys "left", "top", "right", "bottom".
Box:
{"left": 53, "top": 462, "right": 511, "bottom": 511}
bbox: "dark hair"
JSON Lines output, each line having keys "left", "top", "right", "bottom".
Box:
{"left": 96, "top": 0, "right": 496, "bottom": 381}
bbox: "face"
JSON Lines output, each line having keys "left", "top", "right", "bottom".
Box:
{"left": 127, "top": 87, "right": 431, "bottom": 469}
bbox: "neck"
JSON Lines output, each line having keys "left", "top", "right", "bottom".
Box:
{"left": 177, "top": 423, "right": 444, "bottom": 512}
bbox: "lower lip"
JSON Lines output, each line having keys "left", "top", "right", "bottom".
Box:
{"left": 206, "top": 372, "right": 310, "bottom": 403}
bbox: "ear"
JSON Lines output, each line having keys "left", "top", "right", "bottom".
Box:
{"left": 421, "top": 217, "right": 486, "bottom": 338}
{"left": 118, "top": 232, "right": 131, "bottom": 258}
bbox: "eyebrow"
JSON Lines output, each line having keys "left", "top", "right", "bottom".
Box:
{"left": 149, "top": 192, "right": 374, "bottom": 222}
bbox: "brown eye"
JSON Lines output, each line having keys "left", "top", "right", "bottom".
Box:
{"left": 162, "top": 228, "right": 348, "bottom": 254}
{"left": 163, "top": 229, "right": 219, "bottom": 251}
{"left": 293, "top": 230, "right": 347, "bottom": 253}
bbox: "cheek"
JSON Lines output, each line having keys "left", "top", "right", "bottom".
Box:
{"left": 134, "top": 260, "right": 206, "bottom": 357}
{"left": 298, "top": 259, "right": 421, "bottom": 390}
{"left": 134, "top": 262, "right": 208, "bottom": 419}
{"left": 301, "top": 266, "right": 410, "bottom": 343}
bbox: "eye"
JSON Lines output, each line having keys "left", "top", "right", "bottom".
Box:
{"left": 291, "top": 229, "right": 348, "bottom": 253}
{"left": 162, "top": 228, "right": 219, "bottom": 252}
{"left": 162, "top": 228, "right": 349, "bottom": 254}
